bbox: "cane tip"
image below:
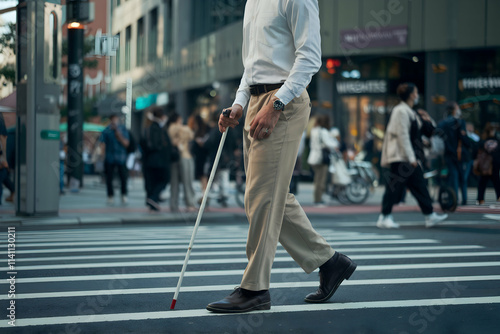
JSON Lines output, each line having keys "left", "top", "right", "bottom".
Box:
{"left": 170, "top": 299, "right": 177, "bottom": 310}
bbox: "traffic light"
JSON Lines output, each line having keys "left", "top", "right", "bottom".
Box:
{"left": 66, "top": 0, "right": 91, "bottom": 23}
{"left": 326, "top": 58, "right": 341, "bottom": 74}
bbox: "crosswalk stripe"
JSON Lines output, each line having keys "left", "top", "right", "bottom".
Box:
{"left": 334, "top": 220, "right": 500, "bottom": 227}
{"left": 3, "top": 275, "right": 500, "bottom": 301}
{"left": 1, "top": 261, "right": 499, "bottom": 284}
{"left": 4, "top": 252, "right": 500, "bottom": 271}
{"left": 0, "top": 238, "right": 441, "bottom": 249}
{"left": 1, "top": 296, "right": 499, "bottom": 328}
{"left": 4, "top": 231, "right": 370, "bottom": 242}
{"left": 0, "top": 235, "right": 405, "bottom": 247}
{"left": 0, "top": 244, "right": 484, "bottom": 256}
{"left": 8, "top": 246, "right": 488, "bottom": 262}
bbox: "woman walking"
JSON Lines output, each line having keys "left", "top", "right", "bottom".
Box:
{"left": 377, "top": 83, "right": 448, "bottom": 228}
{"left": 168, "top": 112, "right": 197, "bottom": 212}
{"left": 475, "top": 123, "right": 500, "bottom": 205}
{"left": 189, "top": 114, "right": 211, "bottom": 203}
{"left": 307, "top": 114, "right": 338, "bottom": 206}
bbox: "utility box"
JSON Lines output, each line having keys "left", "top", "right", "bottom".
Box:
{"left": 16, "top": 0, "right": 62, "bottom": 216}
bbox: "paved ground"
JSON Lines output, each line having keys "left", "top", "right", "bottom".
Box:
{"left": 0, "top": 213, "right": 499, "bottom": 333}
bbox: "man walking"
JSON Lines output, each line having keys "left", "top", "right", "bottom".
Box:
{"left": 99, "top": 113, "right": 130, "bottom": 205}
{"left": 437, "top": 102, "right": 471, "bottom": 205}
{"left": 208, "top": 0, "right": 356, "bottom": 313}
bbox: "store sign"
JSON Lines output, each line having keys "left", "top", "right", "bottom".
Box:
{"left": 459, "top": 77, "right": 500, "bottom": 91}
{"left": 337, "top": 80, "right": 388, "bottom": 95}
{"left": 340, "top": 25, "right": 408, "bottom": 50}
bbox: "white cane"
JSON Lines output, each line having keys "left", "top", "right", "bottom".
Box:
{"left": 170, "top": 111, "right": 230, "bottom": 310}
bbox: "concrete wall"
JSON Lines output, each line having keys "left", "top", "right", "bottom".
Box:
{"left": 319, "top": 0, "right": 500, "bottom": 57}
{"left": 110, "top": 0, "right": 500, "bottom": 96}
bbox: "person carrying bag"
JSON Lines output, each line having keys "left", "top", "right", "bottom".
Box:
{"left": 307, "top": 115, "right": 338, "bottom": 205}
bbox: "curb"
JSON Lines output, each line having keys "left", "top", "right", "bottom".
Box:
{"left": 0, "top": 212, "right": 249, "bottom": 228}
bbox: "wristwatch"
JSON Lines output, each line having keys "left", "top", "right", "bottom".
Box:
{"left": 273, "top": 99, "right": 285, "bottom": 111}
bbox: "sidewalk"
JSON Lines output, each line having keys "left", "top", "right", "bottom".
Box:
{"left": 1, "top": 175, "right": 499, "bottom": 227}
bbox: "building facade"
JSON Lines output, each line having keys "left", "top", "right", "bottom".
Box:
{"left": 109, "top": 0, "right": 500, "bottom": 146}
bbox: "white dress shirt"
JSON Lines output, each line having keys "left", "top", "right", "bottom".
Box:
{"left": 232, "top": 0, "right": 322, "bottom": 108}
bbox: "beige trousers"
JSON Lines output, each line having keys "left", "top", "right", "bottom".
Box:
{"left": 240, "top": 89, "right": 335, "bottom": 291}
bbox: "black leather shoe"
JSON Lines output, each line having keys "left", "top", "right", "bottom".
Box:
{"left": 304, "top": 252, "right": 357, "bottom": 303}
{"left": 206, "top": 288, "right": 271, "bottom": 313}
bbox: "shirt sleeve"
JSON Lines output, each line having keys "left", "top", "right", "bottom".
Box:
{"left": 275, "top": 0, "right": 322, "bottom": 105}
{"left": 233, "top": 69, "right": 251, "bottom": 109}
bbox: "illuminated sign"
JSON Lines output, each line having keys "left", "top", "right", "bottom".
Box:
{"left": 337, "top": 80, "right": 387, "bottom": 95}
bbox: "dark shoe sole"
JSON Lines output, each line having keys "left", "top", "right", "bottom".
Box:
{"left": 206, "top": 301, "right": 271, "bottom": 313}
{"left": 304, "top": 262, "right": 357, "bottom": 303}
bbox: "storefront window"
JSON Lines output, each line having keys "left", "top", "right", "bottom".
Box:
{"left": 457, "top": 48, "right": 500, "bottom": 136}
{"left": 333, "top": 54, "right": 425, "bottom": 151}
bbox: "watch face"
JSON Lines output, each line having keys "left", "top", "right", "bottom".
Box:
{"left": 274, "top": 100, "right": 284, "bottom": 110}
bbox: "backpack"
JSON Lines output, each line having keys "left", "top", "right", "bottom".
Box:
{"left": 473, "top": 148, "right": 493, "bottom": 176}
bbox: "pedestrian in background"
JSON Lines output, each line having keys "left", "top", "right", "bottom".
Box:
{"left": 98, "top": 113, "right": 130, "bottom": 205}
{"left": 168, "top": 112, "right": 197, "bottom": 212}
{"left": 141, "top": 107, "right": 171, "bottom": 211}
{"left": 0, "top": 113, "right": 8, "bottom": 205}
{"left": 210, "top": 0, "right": 356, "bottom": 313}
{"left": 307, "top": 114, "right": 338, "bottom": 206}
{"left": 59, "top": 137, "right": 66, "bottom": 195}
{"left": 474, "top": 123, "right": 500, "bottom": 205}
{"left": 437, "top": 101, "right": 471, "bottom": 205}
{"left": 188, "top": 114, "right": 211, "bottom": 203}
{"left": 205, "top": 111, "right": 236, "bottom": 207}
{"left": 3, "top": 121, "right": 15, "bottom": 203}
{"left": 377, "top": 83, "right": 448, "bottom": 229}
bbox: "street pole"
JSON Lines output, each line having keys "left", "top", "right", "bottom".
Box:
{"left": 16, "top": 0, "right": 62, "bottom": 216}
{"left": 67, "top": 21, "right": 85, "bottom": 191}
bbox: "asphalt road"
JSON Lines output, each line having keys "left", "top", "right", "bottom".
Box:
{"left": 1, "top": 212, "right": 499, "bottom": 334}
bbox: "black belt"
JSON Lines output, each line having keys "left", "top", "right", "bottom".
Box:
{"left": 249, "top": 83, "right": 284, "bottom": 96}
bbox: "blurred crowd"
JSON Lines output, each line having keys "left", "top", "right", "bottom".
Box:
{"left": 90, "top": 107, "right": 240, "bottom": 212}
{"left": 1, "top": 98, "right": 499, "bottom": 212}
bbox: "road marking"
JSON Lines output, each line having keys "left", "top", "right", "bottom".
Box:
{"left": 4, "top": 230, "right": 369, "bottom": 241}
{"left": 1, "top": 296, "right": 499, "bottom": 328}
{"left": 8, "top": 250, "right": 499, "bottom": 263}
{"left": 5, "top": 251, "right": 500, "bottom": 271}
{"left": 0, "top": 238, "right": 441, "bottom": 249}
{"left": 334, "top": 220, "right": 500, "bottom": 227}
{"left": 0, "top": 244, "right": 483, "bottom": 256}
{"left": 0, "top": 235, "right": 404, "bottom": 246}
{"left": 4, "top": 275, "right": 500, "bottom": 301}
{"left": 2, "top": 261, "right": 500, "bottom": 284}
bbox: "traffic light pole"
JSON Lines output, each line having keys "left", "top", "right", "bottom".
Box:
{"left": 67, "top": 23, "right": 85, "bottom": 190}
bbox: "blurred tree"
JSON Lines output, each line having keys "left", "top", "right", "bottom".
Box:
{"left": 0, "top": 22, "right": 16, "bottom": 85}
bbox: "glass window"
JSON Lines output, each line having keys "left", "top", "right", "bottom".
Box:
{"left": 148, "top": 8, "right": 158, "bottom": 63}
{"left": 191, "top": 0, "right": 246, "bottom": 42}
{"left": 49, "top": 11, "right": 58, "bottom": 80}
{"left": 125, "top": 26, "right": 131, "bottom": 71}
{"left": 115, "top": 33, "right": 121, "bottom": 74}
{"left": 137, "top": 18, "right": 145, "bottom": 67}
{"left": 164, "top": 0, "right": 173, "bottom": 54}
